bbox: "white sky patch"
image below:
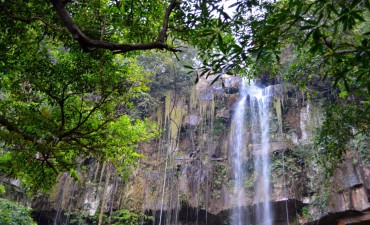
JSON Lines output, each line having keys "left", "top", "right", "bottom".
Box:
{"left": 222, "top": 0, "right": 236, "bottom": 16}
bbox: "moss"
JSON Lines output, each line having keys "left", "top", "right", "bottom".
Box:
{"left": 305, "top": 102, "right": 322, "bottom": 137}
{"left": 353, "top": 134, "right": 370, "bottom": 164}
{"left": 310, "top": 180, "right": 331, "bottom": 216}
{"left": 273, "top": 96, "right": 283, "bottom": 134}
{"left": 0, "top": 185, "right": 5, "bottom": 195}
{"left": 156, "top": 107, "right": 163, "bottom": 130}
{"left": 169, "top": 105, "right": 183, "bottom": 142}
{"left": 211, "top": 163, "right": 228, "bottom": 199}
{"left": 226, "top": 179, "right": 235, "bottom": 189}
{"left": 164, "top": 91, "right": 171, "bottom": 124}
{"left": 179, "top": 192, "right": 190, "bottom": 204}
{"left": 300, "top": 206, "right": 313, "bottom": 221}
{"left": 190, "top": 86, "right": 197, "bottom": 112}
{"left": 243, "top": 174, "right": 254, "bottom": 190}
{"left": 213, "top": 117, "right": 227, "bottom": 139}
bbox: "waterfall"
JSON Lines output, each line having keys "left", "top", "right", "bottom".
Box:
{"left": 249, "top": 82, "right": 272, "bottom": 225}
{"left": 230, "top": 79, "right": 248, "bottom": 225}
{"left": 230, "top": 78, "right": 273, "bottom": 225}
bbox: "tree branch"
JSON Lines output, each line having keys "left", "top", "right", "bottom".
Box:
{"left": 50, "top": 0, "right": 181, "bottom": 53}
{"left": 0, "top": 117, "right": 33, "bottom": 141}
{"left": 334, "top": 49, "right": 358, "bottom": 55}
{"left": 59, "top": 96, "right": 109, "bottom": 139}
{"left": 157, "top": 0, "right": 178, "bottom": 42}
{"left": 0, "top": 5, "right": 62, "bottom": 32}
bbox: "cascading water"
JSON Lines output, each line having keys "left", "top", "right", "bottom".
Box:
{"left": 249, "top": 82, "right": 273, "bottom": 225}
{"left": 230, "top": 79, "right": 248, "bottom": 225}
{"left": 230, "top": 78, "right": 273, "bottom": 225}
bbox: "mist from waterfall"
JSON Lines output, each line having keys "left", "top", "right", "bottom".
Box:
{"left": 230, "top": 78, "right": 273, "bottom": 225}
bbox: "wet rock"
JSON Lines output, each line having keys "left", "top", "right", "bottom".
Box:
{"left": 215, "top": 107, "right": 230, "bottom": 119}
{"left": 250, "top": 142, "right": 288, "bottom": 155}
{"left": 226, "top": 94, "right": 237, "bottom": 109}
{"left": 332, "top": 160, "right": 362, "bottom": 192}
{"left": 184, "top": 114, "right": 201, "bottom": 126}
{"left": 305, "top": 211, "right": 370, "bottom": 225}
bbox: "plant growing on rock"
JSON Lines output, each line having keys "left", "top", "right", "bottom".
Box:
{"left": 0, "top": 198, "right": 36, "bottom": 225}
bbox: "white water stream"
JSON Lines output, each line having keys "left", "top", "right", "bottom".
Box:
{"left": 230, "top": 79, "right": 248, "bottom": 225}
{"left": 231, "top": 78, "right": 273, "bottom": 225}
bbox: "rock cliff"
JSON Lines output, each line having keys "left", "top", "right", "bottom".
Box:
{"left": 4, "top": 76, "right": 368, "bottom": 225}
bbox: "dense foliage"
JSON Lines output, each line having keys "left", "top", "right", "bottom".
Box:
{"left": 0, "top": 198, "right": 36, "bottom": 225}
{"left": 0, "top": 1, "right": 160, "bottom": 191}
{"left": 67, "top": 209, "right": 151, "bottom": 225}
{"left": 0, "top": 0, "right": 368, "bottom": 191}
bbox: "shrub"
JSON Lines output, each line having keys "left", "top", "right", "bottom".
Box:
{"left": 0, "top": 198, "right": 36, "bottom": 225}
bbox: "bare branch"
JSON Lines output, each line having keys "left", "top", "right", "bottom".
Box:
{"left": 50, "top": 0, "right": 181, "bottom": 53}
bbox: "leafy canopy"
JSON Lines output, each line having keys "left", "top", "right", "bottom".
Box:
{"left": 0, "top": 2, "right": 159, "bottom": 191}
{"left": 1, "top": 0, "right": 369, "bottom": 189}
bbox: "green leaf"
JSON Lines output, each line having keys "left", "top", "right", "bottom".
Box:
{"left": 210, "top": 74, "right": 222, "bottom": 85}
{"left": 339, "top": 91, "right": 348, "bottom": 98}
{"left": 352, "top": 12, "right": 365, "bottom": 22}
{"left": 183, "top": 65, "right": 194, "bottom": 70}
{"left": 194, "top": 73, "right": 199, "bottom": 84}
{"left": 350, "top": 0, "right": 361, "bottom": 9}
{"left": 295, "top": 4, "right": 303, "bottom": 16}
{"left": 301, "top": 25, "right": 315, "bottom": 30}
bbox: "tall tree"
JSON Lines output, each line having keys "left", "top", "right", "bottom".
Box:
{"left": 0, "top": 1, "right": 162, "bottom": 191}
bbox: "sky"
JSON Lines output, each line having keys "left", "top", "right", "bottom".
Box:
{"left": 223, "top": 0, "right": 236, "bottom": 16}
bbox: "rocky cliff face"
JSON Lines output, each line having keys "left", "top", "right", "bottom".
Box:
{"left": 6, "top": 76, "right": 368, "bottom": 225}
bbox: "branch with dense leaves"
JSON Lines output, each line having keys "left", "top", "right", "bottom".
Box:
{"left": 50, "top": 0, "right": 181, "bottom": 53}
{"left": 0, "top": 117, "right": 33, "bottom": 142}
{"left": 0, "top": 4, "right": 62, "bottom": 32}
